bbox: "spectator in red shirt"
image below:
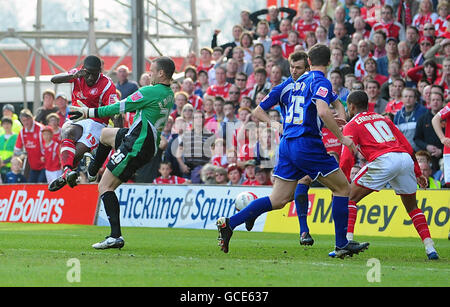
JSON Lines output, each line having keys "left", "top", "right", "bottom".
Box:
{"left": 14, "top": 109, "right": 46, "bottom": 183}
{"left": 42, "top": 125, "right": 62, "bottom": 184}
{"left": 363, "top": 57, "right": 388, "bottom": 88}
{"left": 205, "top": 66, "right": 231, "bottom": 98}
{"left": 227, "top": 163, "right": 243, "bottom": 185}
{"left": 384, "top": 78, "right": 406, "bottom": 115}
{"left": 242, "top": 159, "right": 258, "bottom": 186}
{"left": 182, "top": 78, "right": 203, "bottom": 111}
{"left": 153, "top": 161, "right": 189, "bottom": 184}
{"left": 294, "top": 7, "right": 320, "bottom": 41}
{"left": 254, "top": 166, "right": 272, "bottom": 186}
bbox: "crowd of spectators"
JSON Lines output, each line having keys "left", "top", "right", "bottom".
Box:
{"left": 0, "top": 0, "right": 449, "bottom": 188}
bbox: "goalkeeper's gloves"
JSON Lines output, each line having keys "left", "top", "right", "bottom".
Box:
{"left": 68, "top": 100, "right": 98, "bottom": 122}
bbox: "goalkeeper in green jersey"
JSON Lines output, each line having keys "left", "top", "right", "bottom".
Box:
{"left": 69, "top": 56, "right": 175, "bottom": 249}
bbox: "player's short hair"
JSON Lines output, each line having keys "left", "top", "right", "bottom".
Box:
{"left": 347, "top": 90, "right": 368, "bottom": 110}
{"left": 154, "top": 56, "right": 175, "bottom": 80}
{"left": 83, "top": 55, "right": 102, "bottom": 70}
{"left": 307, "top": 44, "right": 331, "bottom": 67}
{"left": 289, "top": 51, "right": 309, "bottom": 66}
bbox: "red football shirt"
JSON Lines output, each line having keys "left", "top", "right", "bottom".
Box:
{"left": 322, "top": 127, "right": 342, "bottom": 158}
{"left": 340, "top": 112, "right": 420, "bottom": 180}
{"left": 15, "top": 122, "right": 45, "bottom": 170}
{"left": 189, "top": 94, "right": 203, "bottom": 111}
{"left": 438, "top": 102, "right": 450, "bottom": 154}
{"left": 68, "top": 68, "right": 118, "bottom": 125}
{"left": 294, "top": 19, "right": 320, "bottom": 40}
{"left": 205, "top": 83, "right": 232, "bottom": 98}
{"left": 43, "top": 140, "right": 61, "bottom": 172}
{"left": 384, "top": 100, "right": 403, "bottom": 115}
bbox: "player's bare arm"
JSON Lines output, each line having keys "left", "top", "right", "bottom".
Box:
{"left": 51, "top": 69, "right": 87, "bottom": 84}
{"left": 316, "top": 99, "right": 356, "bottom": 153}
{"left": 431, "top": 113, "right": 450, "bottom": 147}
{"left": 252, "top": 105, "right": 283, "bottom": 134}
{"left": 330, "top": 99, "right": 347, "bottom": 127}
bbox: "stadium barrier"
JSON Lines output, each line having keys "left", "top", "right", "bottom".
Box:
{"left": 1, "top": 184, "right": 448, "bottom": 239}
{"left": 0, "top": 184, "right": 99, "bottom": 225}
{"left": 97, "top": 184, "right": 449, "bottom": 239}
{"left": 95, "top": 184, "right": 272, "bottom": 232}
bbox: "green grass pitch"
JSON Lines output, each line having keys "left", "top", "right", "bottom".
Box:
{"left": 0, "top": 223, "right": 448, "bottom": 287}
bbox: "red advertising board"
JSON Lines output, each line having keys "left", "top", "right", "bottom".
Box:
{"left": 0, "top": 184, "right": 99, "bottom": 225}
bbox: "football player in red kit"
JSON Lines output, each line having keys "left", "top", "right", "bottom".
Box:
{"left": 340, "top": 90, "right": 439, "bottom": 260}
{"left": 48, "top": 55, "right": 117, "bottom": 191}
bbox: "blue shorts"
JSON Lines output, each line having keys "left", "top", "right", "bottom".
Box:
{"left": 273, "top": 136, "right": 339, "bottom": 181}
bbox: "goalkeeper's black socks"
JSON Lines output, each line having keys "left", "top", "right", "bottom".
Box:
{"left": 101, "top": 191, "right": 122, "bottom": 238}
{"left": 89, "top": 142, "right": 112, "bottom": 176}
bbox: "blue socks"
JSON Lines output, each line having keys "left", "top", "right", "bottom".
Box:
{"left": 229, "top": 196, "right": 273, "bottom": 230}
{"left": 295, "top": 184, "right": 310, "bottom": 234}
{"left": 332, "top": 195, "right": 349, "bottom": 248}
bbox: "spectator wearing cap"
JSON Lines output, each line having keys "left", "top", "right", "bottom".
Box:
{"left": 0, "top": 117, "right": 18, "bottom": 179}
{"left": 369, "top": 5, "right": 406, "bottom": 42}
{"left": 115, "top": 65, "right": 139, "bottom": 99}
{"left": 41, "top": 125, "right": 62, "bottom": 184}
{"left": 227, "top": 163, "right": 244, "bottom": 185}
{"left": 54, "top": 92, "right": 69, "bottom": 127}
{"left": 0, "top": 104, "right": 22, "bottom": 135}
{"left": 35, "top": 89, "right": 59, "bottom": 125}
{"left": 14, "top": 109, "right": 46, "bottom": 183}
{"left": 376, "top": 37, "right": 399, "bottom": 77}
{"left": 242, "top": 159, "right": 258, "bottom": 186}
{"left": 414, "top": 36, "right": 434, "bottom": 66}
